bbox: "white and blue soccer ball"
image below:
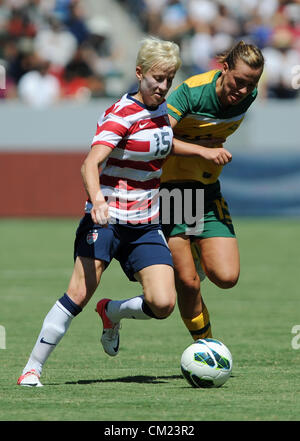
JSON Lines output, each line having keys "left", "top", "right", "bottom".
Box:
{"left": 181, "top": 338, "right": 233, "bottom": 388}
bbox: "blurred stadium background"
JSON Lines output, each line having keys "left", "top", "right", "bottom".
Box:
{"left": 0, "top": 0, "right": 300, "bottom": 218}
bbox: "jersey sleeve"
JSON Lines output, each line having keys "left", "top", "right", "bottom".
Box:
{"left": 91, "top": 111, "right": 130, "bottom": 149}
{"left": 167, "top": 82, "right": 192, "bottom": 123}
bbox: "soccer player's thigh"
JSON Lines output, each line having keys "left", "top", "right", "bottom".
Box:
{"left": 197, "top": 237, "right": 240, "bottom": 289}
{"left": 68, "top": 219, "right": 118, "bottom": 308}
{"left": 67, "top": 256, "right": 106, "bottom": 308}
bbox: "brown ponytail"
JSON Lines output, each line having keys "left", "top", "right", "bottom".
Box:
{"left": 217, "top": 40, "right": 264, "bottom": 70}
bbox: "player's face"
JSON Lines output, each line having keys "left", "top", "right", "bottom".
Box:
{"left": 135, "top": 64, "right": 176, "bottom": 107}
{"left": 218, "top": 59, "right": 263, "bottom": 107}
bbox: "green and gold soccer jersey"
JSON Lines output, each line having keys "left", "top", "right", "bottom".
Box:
{"left": 161, "top": 69, "right": 257, "bottom": 185}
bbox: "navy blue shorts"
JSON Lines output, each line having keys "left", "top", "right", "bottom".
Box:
{"left": 73, "top": 214, "right": 173, "bottom": 281}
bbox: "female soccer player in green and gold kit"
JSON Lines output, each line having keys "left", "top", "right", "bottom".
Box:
{"left": 161, "top": 41, "right": 264, "bottom": 341}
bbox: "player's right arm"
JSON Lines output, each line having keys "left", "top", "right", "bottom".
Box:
{"left": 169, "top": 114, "right": 232, "bottom": 166}
{"left": 81, "top": 145, "right": 112, "bottom": 225}
{"left": 168, "top": 81, "right": 232, "bottom": 165}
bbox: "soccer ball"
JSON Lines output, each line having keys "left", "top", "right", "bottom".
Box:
{"left": 181, "top": 338, "right": 233, "bottom": 388}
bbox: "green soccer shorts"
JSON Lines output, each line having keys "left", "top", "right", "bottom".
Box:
{"left": 160, "top": 180, "right": 236, "bottom": 239}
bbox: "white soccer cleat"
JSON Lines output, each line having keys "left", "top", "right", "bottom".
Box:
{"left": 95, "top": 298, "right": 120, "bottom": 357}
{"left": 17, "top": 369, "right": 43, "bottom": 387}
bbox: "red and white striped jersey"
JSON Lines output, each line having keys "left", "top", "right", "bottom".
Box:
{"left": 85, "top": 93, "right": 173, "bottom": 223}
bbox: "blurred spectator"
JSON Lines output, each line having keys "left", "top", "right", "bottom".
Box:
{"left": 185, "top": 25, "right": 234, "bottom": 74}
{"left": 24, "top": 0, "right": 53, "bottom": 30}
{"left": 6, "top": 6, "right": 36, "bottom": 38}
{"left": 272, "top": 0, "right": 300, "bottom": 47}
{"left": 237, "top": 0, "right": 279, "bottom": 22}
{"left": 118, "top": 0, "right": 300, "bottom": 99}
{"left": 157, "top": 0, "right": 190, "bottom": 44}
{"left": 0, "top": 52, "right": 18, "bottom": 99}
{"left": 64, "top": 1, "right": 90, "bottom": 45}
{"left": 262, "top": 28, "right": 300, "bottom": 98}
{"left": 242, "top": 12, "right": 273, "bottom": 48}
{"left": 77, "top": 16, "right": 125, "bottom": 96}
{"left": 188, "top": 23, "right": 214, "bottom": 73}
{"left": 117, "top": 0, "right": 148, "bottom": 31}
{"left": 0, "top": 75, "right": 17, "bottom": 99}
{"left": 1, "top": 0, "right": 299, "bottom": 102}
{"left": 52, "top": 0, "right": 72, "bottom": 22}
{"left": 5, "top": 0, "right": 29, "bottom": 7}
{"left": 33, "top": 15, "right": 77, "bottom": 72}
{"left": 213, "top": 3, "right": 241, "bottom": 38}
{"left": 83, "top": 16, "right": 120, "bottom": 77}
{"left": 142, "top": 0, "right": 167, "bottom": 35}
{"left": 188, "top": 0, "right": 219, "bottom": 29}
{"left": 0, "top": 0, "right": 116, "bottom": 103}
{"left": 18, "top": 53, "right": 60, "bottom": 107}
{"left": 0, "top": 0, "right": 11, "bottom": 33}
{"left": 0, "top": 35, "right": 35, "bottom": 99}
{"left": 60, "top": 46, "right": 105, "bottom": 100}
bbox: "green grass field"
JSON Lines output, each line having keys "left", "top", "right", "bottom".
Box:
{"left": 0, "top": 217, "right": 300, "bottom": 421}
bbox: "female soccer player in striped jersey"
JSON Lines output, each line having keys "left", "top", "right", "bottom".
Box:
{"left": 17, "top": 37, "right": 182, "bottom": 386}
{"left": 160, "top": 41, "right": 264, "bottom": 342}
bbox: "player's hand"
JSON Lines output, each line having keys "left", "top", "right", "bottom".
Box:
{"left": 91, "top": 200, "right": 110, "bottom": 226}
{"left": 202, "top": 147, "right": 232, "bottom": 165}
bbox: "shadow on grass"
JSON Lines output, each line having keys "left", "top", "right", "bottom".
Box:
{"left": 65, "top": 374, "right": 182, "bottom": 385}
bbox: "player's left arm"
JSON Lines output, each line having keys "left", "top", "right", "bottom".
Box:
{"left": 169, "top": 115, "right": 231, "bottom": 165}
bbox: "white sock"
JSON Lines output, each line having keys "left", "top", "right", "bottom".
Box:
{"left": 106, "top": 295, "right": 154, "bottom": 322}
{"left": 22, "top": 300, "right": 75, "bottom": 376}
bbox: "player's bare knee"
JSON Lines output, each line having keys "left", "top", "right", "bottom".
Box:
{"left": 176, "top": 274, "right": 200, "bottom": 297}
{"left": 155, "top": 303, "right": 175, "bottom": 319}
{"left": 208, "top": 270, "right": 239, "bottom": 289}
{"left": 219, "top": 279, "right": 238, "bottom": 289}
{"left": 149, "top": 295, "right": 176, "bottom": 319}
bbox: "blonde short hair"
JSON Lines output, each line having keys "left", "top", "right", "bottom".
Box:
{"left": 136, "top": 37, "right": 181, "bottom": 74}
{"left": 218, "top": 40, "right": 264, "bottom": 71}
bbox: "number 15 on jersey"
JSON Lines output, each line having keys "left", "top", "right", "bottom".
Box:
{"left": 154, "top": 131, "right": 172, "bottom": 157}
